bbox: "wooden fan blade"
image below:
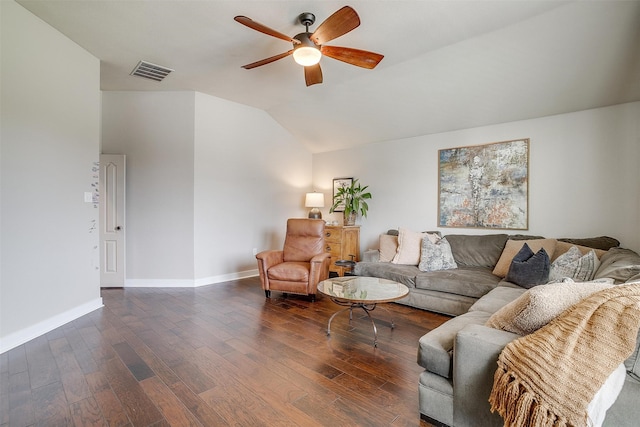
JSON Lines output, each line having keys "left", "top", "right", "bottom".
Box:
{"left": 241, "top": 50, "right": 293, "bottom": 69}
{"left": 321, "top": 46, "right": 384, "bottom": 69}
{"left": 234, "top": 16, "right": 300, "bottom": 44}
{"left": 304, "top": 63, "right": 323, "bottom": 86}
{"left": 310, "top": 6, "right": 360, "bottom": 45}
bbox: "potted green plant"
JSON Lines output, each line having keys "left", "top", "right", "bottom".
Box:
{"left": 330, "top": 179, "right": 372, "bottom": 226}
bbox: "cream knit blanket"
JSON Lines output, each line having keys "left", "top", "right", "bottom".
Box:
{"left": 489, "top": 284, "right": 640, "bottom": 427}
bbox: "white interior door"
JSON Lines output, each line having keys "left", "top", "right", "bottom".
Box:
{"left": 100, "top": 154, "right": 126, "bottom": 287}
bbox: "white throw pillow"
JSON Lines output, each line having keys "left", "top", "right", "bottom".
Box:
{"left": 391, "top": 228, "right": 437, "bottom": 265}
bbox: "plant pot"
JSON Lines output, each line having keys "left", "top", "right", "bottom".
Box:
{"left": 344, "top": 211, "right": 357, "bottom": 226}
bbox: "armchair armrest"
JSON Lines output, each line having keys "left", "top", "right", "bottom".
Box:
{"left": 309, "top": 252, "right": 331, "bottom": 292}
{"left": 453, "top": 324, "right": 521, "bottom": 427}
{"left": 255, "top": 250, "right": 284, "bottom": 292}
{"left": 256, "top": 250, "right": 284, "bottom": 270}
{"left": 310, "top": 252, "right": 331, "bottom": 264}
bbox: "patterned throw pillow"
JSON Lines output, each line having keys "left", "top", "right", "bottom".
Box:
{"left": 418, "top": 236, "right": 458, "bottom": 272}
{"left": 505, "top": 243, "right": 550, "bottom": 288}
{"left": 550, "top": 245, "right": 600, "bottom": 282}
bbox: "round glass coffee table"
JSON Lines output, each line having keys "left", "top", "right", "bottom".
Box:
{"left": 317, "top": 276, "right": 409, "bottom": 347}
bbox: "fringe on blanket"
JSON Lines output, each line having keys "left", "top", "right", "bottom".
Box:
{"left": 489, "top": 364, "right": 580, "bottom": 427}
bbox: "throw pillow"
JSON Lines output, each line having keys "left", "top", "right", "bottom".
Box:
{"left": 418, "top": 236, "right": 458, "bottom": 272}
{"left": 493, "top": 238, "right": 558, "bottom": 278}
{"left": 550, "top": 246, "right": 600, "bottom": 282}
{"left": 392, "top": 228, "right": 438, "bottom": 265}
{"left": 551, "top": 240, "right": 606, "bottom": 262}
{"left": 379, "top": 234, "right": 398, "bottom": 262}
{"left": 505, "top": 243, "right": 550, "bottom": 288}
{"left": 485, "top": 281, "right": 615, "bottom": 335}
{"left": 549, "top": 245, "right": 582, "bottom": 280}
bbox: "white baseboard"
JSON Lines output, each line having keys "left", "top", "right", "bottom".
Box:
{"left": 124, "top": 279, "right": 197, "bottom": 288}
{"left": 194, "top": 269, "right": 259, "bottom": 287}
{"left": 0, "top": 297, "right": 104, "bottom": 354}
{"left": 125, "top": 269, "right": 259, "bottom": 288}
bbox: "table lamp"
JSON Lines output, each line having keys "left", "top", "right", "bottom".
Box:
{"left": 305, "top": 192, "right": 325, "bottom": 219}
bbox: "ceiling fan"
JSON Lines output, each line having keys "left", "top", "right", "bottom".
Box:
{"left": 234, "top": 6, "right": 384, "bottom": 86}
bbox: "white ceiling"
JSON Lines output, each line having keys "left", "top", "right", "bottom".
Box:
{"left": 17, "top": 0, "right": 640, "bottom": 153}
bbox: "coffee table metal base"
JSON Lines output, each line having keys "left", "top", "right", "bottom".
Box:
{"left": 326, "top": 299, "right": 395, "bottom": 347}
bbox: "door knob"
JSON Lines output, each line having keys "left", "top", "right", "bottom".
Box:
{"left": 115, "top": 226, "right": 121, "bottom": 231}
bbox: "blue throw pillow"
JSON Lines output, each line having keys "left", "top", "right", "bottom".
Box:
{"left": 506, "top": 243, "right": 550, "bottom": 288}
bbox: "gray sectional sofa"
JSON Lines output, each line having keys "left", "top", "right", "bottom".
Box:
{"left": 354, "top": 232, "right": 640, "bottom": 426}
{"left": 355, "top": 233, "right": 541, "bottom": 315}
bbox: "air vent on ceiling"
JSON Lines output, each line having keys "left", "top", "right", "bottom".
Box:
{"left": 130, "top": 60, "right": 173, "bottom": 82}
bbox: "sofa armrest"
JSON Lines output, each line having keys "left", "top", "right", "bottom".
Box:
{"left": 452, "top": 324, "right": 521, "bottom": 427}
{"left": 362, "top": 249, "right": 380, "bottom": 263}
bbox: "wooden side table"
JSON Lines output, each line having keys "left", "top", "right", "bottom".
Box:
{"left": 325, "top": 225, "right": 360, "bottom": 277}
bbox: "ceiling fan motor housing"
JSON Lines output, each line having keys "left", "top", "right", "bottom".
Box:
{"left": 293, "top": 32, "right": 317, "bottom": 48}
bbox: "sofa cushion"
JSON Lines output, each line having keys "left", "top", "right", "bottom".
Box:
{"left": 418, "top": 311, "right": 491, "bottom": 378}
{"left": 468, "top": 286, "right": 526, "bottom": 314}
{"left": 353, "top": 262, "right": 418, "bottom": 288}
{"left": 444, "top": 234, "right": 509, "bottom": 268}
{"left": 485, "top": 280, "right": 615, "bottom": 335}
{"left": 594, "top": 248, "right": 640, "bottom": 283}
{"left": 558, "top": 236, "right": 620, "bottom": 251}
{"left": 505, "top": 244, "right": 550, "bottom": 288}
{"left": 419, "top": 237, "right": 458, "bottom": 272}
{"left": 626, "top": 329, "right": 640, "bottom": 381}
{"left": 493, "top": 238, "right": 557, "bottom": 278}
{"left": 415, "top": 267, "right": 502, "bottom": 298}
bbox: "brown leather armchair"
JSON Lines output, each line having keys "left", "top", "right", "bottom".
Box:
{"left": 256, "top": 218, "right": 331, "bottom": 301}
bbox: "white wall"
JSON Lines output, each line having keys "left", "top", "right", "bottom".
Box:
{"left": 102, "top": 92, "right": 196, "bottom": 284}
{"left": 193, "top": 92, "right": 312, "bottom": 284}
{"left": 102, "top": 91, "right": 313, "bottom": 286}
{"left": 313, "top": 102, "right": 640, "bottom": 255}
{"left": 1, "top": 1, "right": 102, "bottom": 352}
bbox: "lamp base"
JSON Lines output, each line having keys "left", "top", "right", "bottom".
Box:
{"left": 308, "top": 208, "right": 322, "bottom": 219}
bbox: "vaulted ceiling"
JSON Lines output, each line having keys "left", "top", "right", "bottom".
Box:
{"left": 17, "top": 1, "right": 640, "bottom": 153}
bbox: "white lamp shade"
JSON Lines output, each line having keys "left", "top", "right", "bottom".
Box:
{"left": 305, "top": 192, "right": 325, "bottom": 208}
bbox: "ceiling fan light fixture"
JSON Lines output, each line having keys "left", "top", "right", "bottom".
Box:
{"left": 293, "top": 46, "right": 321, "bottom": 66}
{"left": 292, "top": 32, "right": 321, "bottom": 66}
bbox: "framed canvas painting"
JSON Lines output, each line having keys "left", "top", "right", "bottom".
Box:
{"left": 438, "top": 139, "right": 529, "bottom": 229}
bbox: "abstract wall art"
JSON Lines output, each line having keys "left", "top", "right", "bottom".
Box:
{"left": 438, "top": 138, "right": 529, "bottom": 229}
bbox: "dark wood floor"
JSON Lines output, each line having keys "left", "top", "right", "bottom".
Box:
{"left": 0, "top": 276, "right": 449, "bottom": 426}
